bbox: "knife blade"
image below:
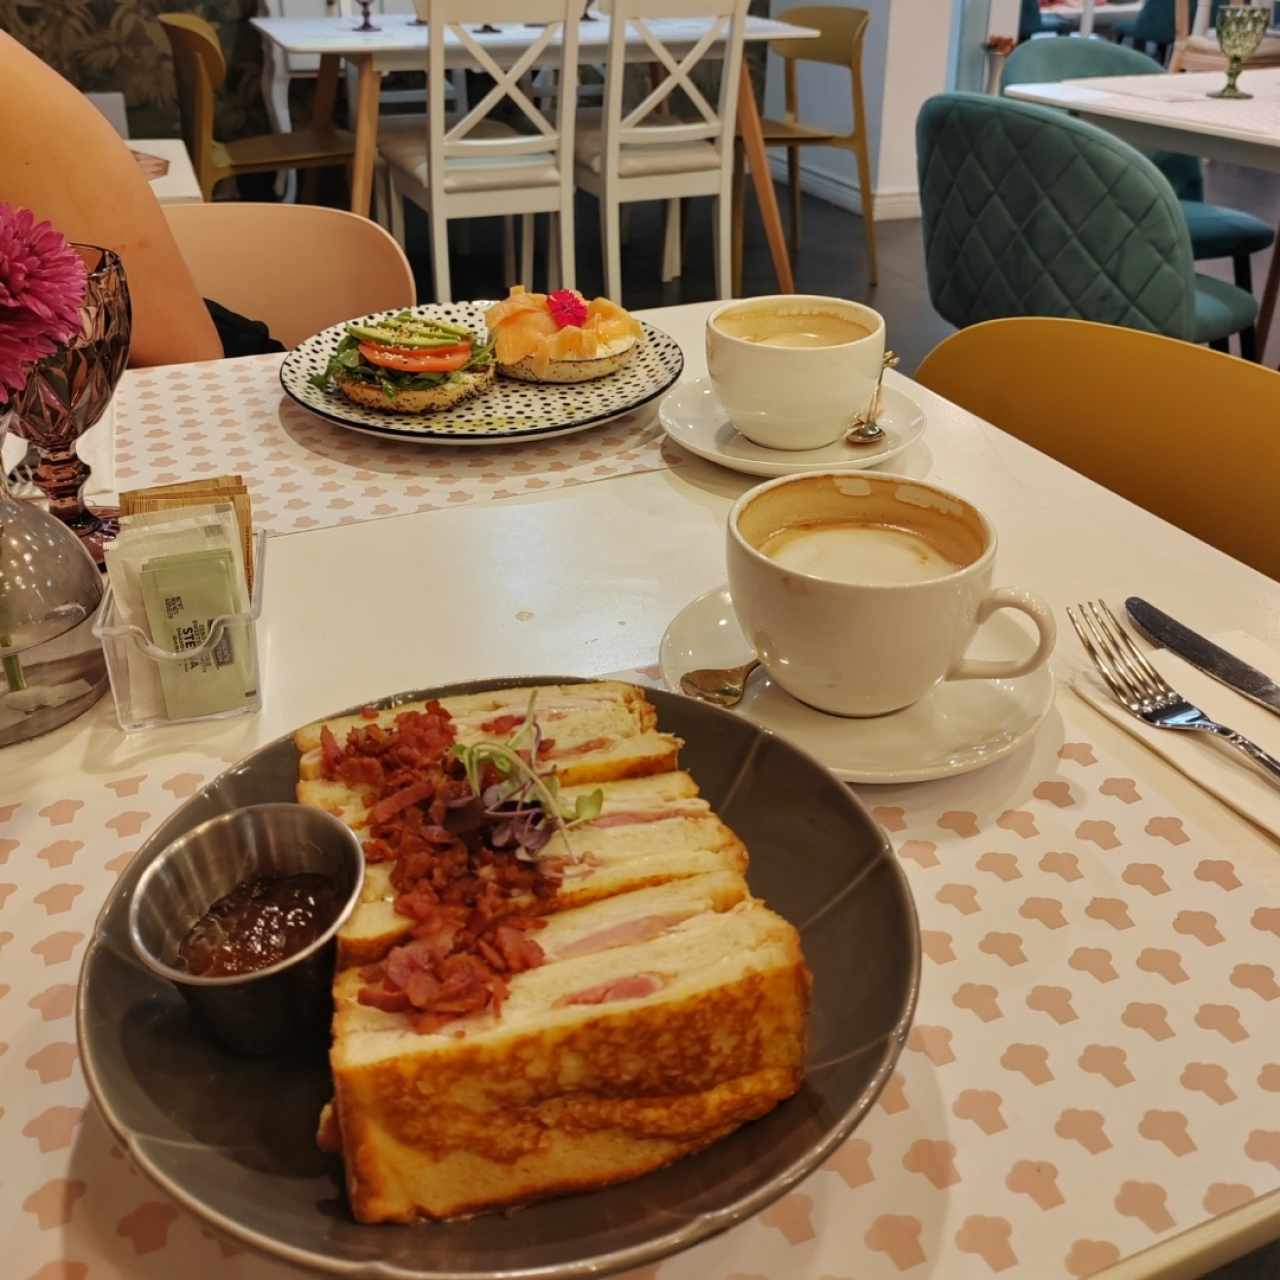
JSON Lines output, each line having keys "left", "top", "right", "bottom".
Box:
{"left": 1125, "top": 597, "right": 1280, "bottom": 717}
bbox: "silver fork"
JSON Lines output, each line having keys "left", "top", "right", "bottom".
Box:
{"left": 1068, "top": 600, "right": 1280, "bottom": 786}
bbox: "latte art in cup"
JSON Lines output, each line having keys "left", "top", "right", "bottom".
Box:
{"left": 760, "top": 520, "right": 971, "bottom": 586}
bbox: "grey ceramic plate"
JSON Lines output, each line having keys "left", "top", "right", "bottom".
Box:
{"left": 78, "top": 678, "right": 919, "bottom": 1280}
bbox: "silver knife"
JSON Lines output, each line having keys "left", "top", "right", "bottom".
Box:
{"left": 1125, "top": 597, "right": 1280, "bottom": 717}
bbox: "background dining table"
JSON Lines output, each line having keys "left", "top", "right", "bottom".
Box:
{"left": 5, "top": 301, "right": 1280, "bottom": 1279}
{"left": 1006, "top": 67, "right": 1280, "bottom": 356}
{"left": 249, "top": 13, "right": 819, "bottom": 292}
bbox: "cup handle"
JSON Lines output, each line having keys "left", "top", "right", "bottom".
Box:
{"left": 946, "top": 588, "right": 1057, "bottom": 681}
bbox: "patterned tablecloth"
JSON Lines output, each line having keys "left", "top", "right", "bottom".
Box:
{"left": 6, "top": 676, "right": 1280, "bottom": 1279}
{"left": 112, "top": 356, "right": 684, "bottom": 533}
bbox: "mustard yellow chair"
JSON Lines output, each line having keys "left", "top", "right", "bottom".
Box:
{"left": 158, "top": 13, "right": 356, "bottom": 201}
{"left": 915, "top": 317, "right": 1280, "bottom": 581}
{"left": 164, "top": 202, "right": 415, "bottom": 348}
{"left": 732, "top": 6, "right": 876, "bottom": 291}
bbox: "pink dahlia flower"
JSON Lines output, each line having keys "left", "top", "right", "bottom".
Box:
{"left": 0, "top": 204, "right": 87, "bottom": 402}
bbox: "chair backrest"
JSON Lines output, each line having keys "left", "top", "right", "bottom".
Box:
{"left": 1018, "top": 0, "right": 1049, "bottom": 39}
{"left": 915, "top": 317, "right": 1280, "bottom": 580}
{"left": 1000, "top": 39, "right": 1203, "bottom": 201}
{"left": 415, "top": 0, "right": 580, "bottom": 206}
{"left": 1131, "top": 0, "right": 1177, "bottom": 45}
{"left": 163, "top": 203, "right": 416, "bottom": 348}
{"left": 916, "top": 93, "right": 1198, "bottom": 341}
{"left": 596, "top": 0, "right": 750, "bottom": 179}
{"left": 158, "top": 14, "right": 225, "bottom": 182}
{"left": 769, "top": 6, "right": 870, "bottom": 140}
{"left": 768, "top": 4, "right": 869, "bottom": 65}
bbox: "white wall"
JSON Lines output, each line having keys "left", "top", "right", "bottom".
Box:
{"left": 763, "top": 0, "right": 967, "bottom": 220}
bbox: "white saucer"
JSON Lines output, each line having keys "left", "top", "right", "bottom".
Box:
{"left": 658, "top": 376, "right": 926, "bottom": 477}
{"left": 659, "top": 586, "right": 1055, "bottom": 785}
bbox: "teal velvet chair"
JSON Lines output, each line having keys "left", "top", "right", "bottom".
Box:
{"left": 1111, "top": 0, "right": 1177, "bottom": 56}
{"left": 1019, "top": 0, "right": 1071, "bottom": 40}
{"left": 916, "top": 93, "right": 1258, "bottom": 356}
{"left": 1001, "top": 37, "right": 1272, "bottom": 355}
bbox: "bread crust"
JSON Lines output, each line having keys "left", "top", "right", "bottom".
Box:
{"left": 332, "top": 942, "right": 810, "bottom": 1222}
{"left": 334, "top": 362, "right": 495, "bottom": 414}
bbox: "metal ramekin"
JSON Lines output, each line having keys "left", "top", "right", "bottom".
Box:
{"left": 127, "top": 803, "right": 364, "bottom": 1056}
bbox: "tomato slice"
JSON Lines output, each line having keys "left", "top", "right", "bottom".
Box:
{"left": 358, "top": 341, "right": 472, "bottom": 373}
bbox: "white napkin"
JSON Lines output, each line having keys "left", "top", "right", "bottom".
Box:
{"left": 1074, "top": 630, "right": 1280, "bottom": 840}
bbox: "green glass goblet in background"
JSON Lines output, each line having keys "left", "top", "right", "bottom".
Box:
{"left": 1208, "top": 5, "right": 1271, "bottom": 99}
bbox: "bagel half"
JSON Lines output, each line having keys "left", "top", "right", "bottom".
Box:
{"left": 335, "top": 364, "right": 496, "bottom": 414}
{"left": 499, "top": 336, "right": 639, "bottom": 385}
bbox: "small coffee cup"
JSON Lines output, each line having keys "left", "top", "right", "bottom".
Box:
{"left": 726, "top": 472, "right": 1056, "bottom": 718}
{"left": 706, "top": 295, "right": 886, "bottom": 451}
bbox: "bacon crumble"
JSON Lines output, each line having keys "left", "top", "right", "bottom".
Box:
{"left": 322, "top": 702, "right": 559, "bottom": 1031}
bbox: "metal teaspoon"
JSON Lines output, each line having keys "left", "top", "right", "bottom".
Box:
{"left": 845, "top": 349, "right": 900, "bottom": 445}
{"left": 679, "top": 660, "right": 760, "bottom": 708}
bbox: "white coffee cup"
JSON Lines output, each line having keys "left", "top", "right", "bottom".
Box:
{"left": 706, "top": 295, "right": 886, "bottom": 451}
{"left": 726, "top": 471, "right": 1057, "bottom": 717}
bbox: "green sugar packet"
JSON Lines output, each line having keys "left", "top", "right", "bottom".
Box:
{"left": 140, "top": 548, "right": 258, "bottom": 721}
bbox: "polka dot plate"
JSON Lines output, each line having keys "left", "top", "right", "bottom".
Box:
{"left": 280, "top": 302, "right": 684, "bottom": 446}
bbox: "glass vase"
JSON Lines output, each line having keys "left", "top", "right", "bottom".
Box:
{"left": 9, "top": 244, "right": 132, "bottom": 566}
{"left": 0, "top": 410, "right": 109, "bottom": 746}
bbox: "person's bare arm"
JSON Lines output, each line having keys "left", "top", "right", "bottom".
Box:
{"left": 0, "top": 32, "right": 222, "bottom": 366}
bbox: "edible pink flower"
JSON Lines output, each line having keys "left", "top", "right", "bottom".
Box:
{"left": 0, "top": 204, "right": 87, "bottom": 402}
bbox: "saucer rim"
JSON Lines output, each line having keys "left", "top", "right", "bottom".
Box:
{"left": 659, "top": 584, "right": 1056, "bottom": 785}
{"left": 657, "top": 377, "right": 927, "bottom": 477}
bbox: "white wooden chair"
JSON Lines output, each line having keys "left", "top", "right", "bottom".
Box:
{"left": 380, "top": 0, "right": 581, "bottom": 303}
{"left": 576, "top": 0, "right": 749, "bottom": 302}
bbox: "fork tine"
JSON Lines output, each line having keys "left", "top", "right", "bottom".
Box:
{"left": 1088, "top": 601, "right": 1164, "bottom": 702}
{"left": 1098, "top": 600, "right": 1172, "bottom": 694}
{"left": 1083, "top": 601, "right": 1153, "bottom": 701}
{"left": 1067, "top": 606, "right": 1136, "bottom": 707}
{"left": 1074, "top": 603, "right": 1145, "bottom": 703}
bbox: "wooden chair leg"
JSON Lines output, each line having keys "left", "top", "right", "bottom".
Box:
{"left": 600, "top": 193, "right": 623, "bottom": 303}
{"left": 853, "top": 137, "right": 879, "bottom": 288}
{"left": 520, "top": 214, "right": 535, "bottom": 289}
{"left": 558, "top": 200, "right": 576, "bottom": 292}
{"left": 502, "top": 217, "right": 517, "bottom": 285}
{"left": 787, "top": 145, "right": 801, "bottom": 253}
{"left": 661, "top": 198, "right": 681, "bottom": 283}
{"left": 430, "top": 211, "right": 452, "bottom": 304}
{"left": 714, "top": 191, "right": 732, "bottom": 302}
{"left": 1240, "top": 326, "right": 1260, "bottom": 362}
{"left": 731, "top": 149, "right": 748, "bottom": 298}
{"left": 1209, "top": 337, "right": 1230, "bottom": 353}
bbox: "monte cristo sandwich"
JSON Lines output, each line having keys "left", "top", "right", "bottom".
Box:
{"left": 294, "top": 681, "right": 811, "bottom": 1223}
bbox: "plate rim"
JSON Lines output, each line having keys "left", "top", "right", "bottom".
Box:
{"left": 280, "top": 307, "right": 685, "bottom": 446}
{"left": 660, "top": 585, "right": 1057, "bottom": 785}
{"left": 658, "top": 376, "right": 926, "bottom": 477}
{"left": 76, "top": 675, "right": 920, "bottom": 1280}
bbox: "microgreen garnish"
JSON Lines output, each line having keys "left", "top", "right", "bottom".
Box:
{"left": 452, "top": 692, "right": 603, "bottom": 862}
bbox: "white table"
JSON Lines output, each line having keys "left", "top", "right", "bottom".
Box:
{"left": 129, "top": 138, "right": 202, "bottom": 205}
{"left": 1006, "top": 68, "right": 1280, "bottom": 354}
{"left": 250, "top": 14, "right": 818, "bottom": 290}
{"left": 7, "top": 302, "right": 1280, "bottom": 1279}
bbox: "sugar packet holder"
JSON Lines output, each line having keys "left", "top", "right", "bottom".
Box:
{"left": 93, "top": 529, "right": 267, "bottom": 732}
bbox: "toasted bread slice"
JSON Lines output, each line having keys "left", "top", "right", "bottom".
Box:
{"left": 332, "top": 772, "right": 748, "bottom": 966}
{"left": 331, "top": 898, "right": 809, "bottom": 1222}
{"left": 334, "top": 363, "right": 495, "bottom": 414}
